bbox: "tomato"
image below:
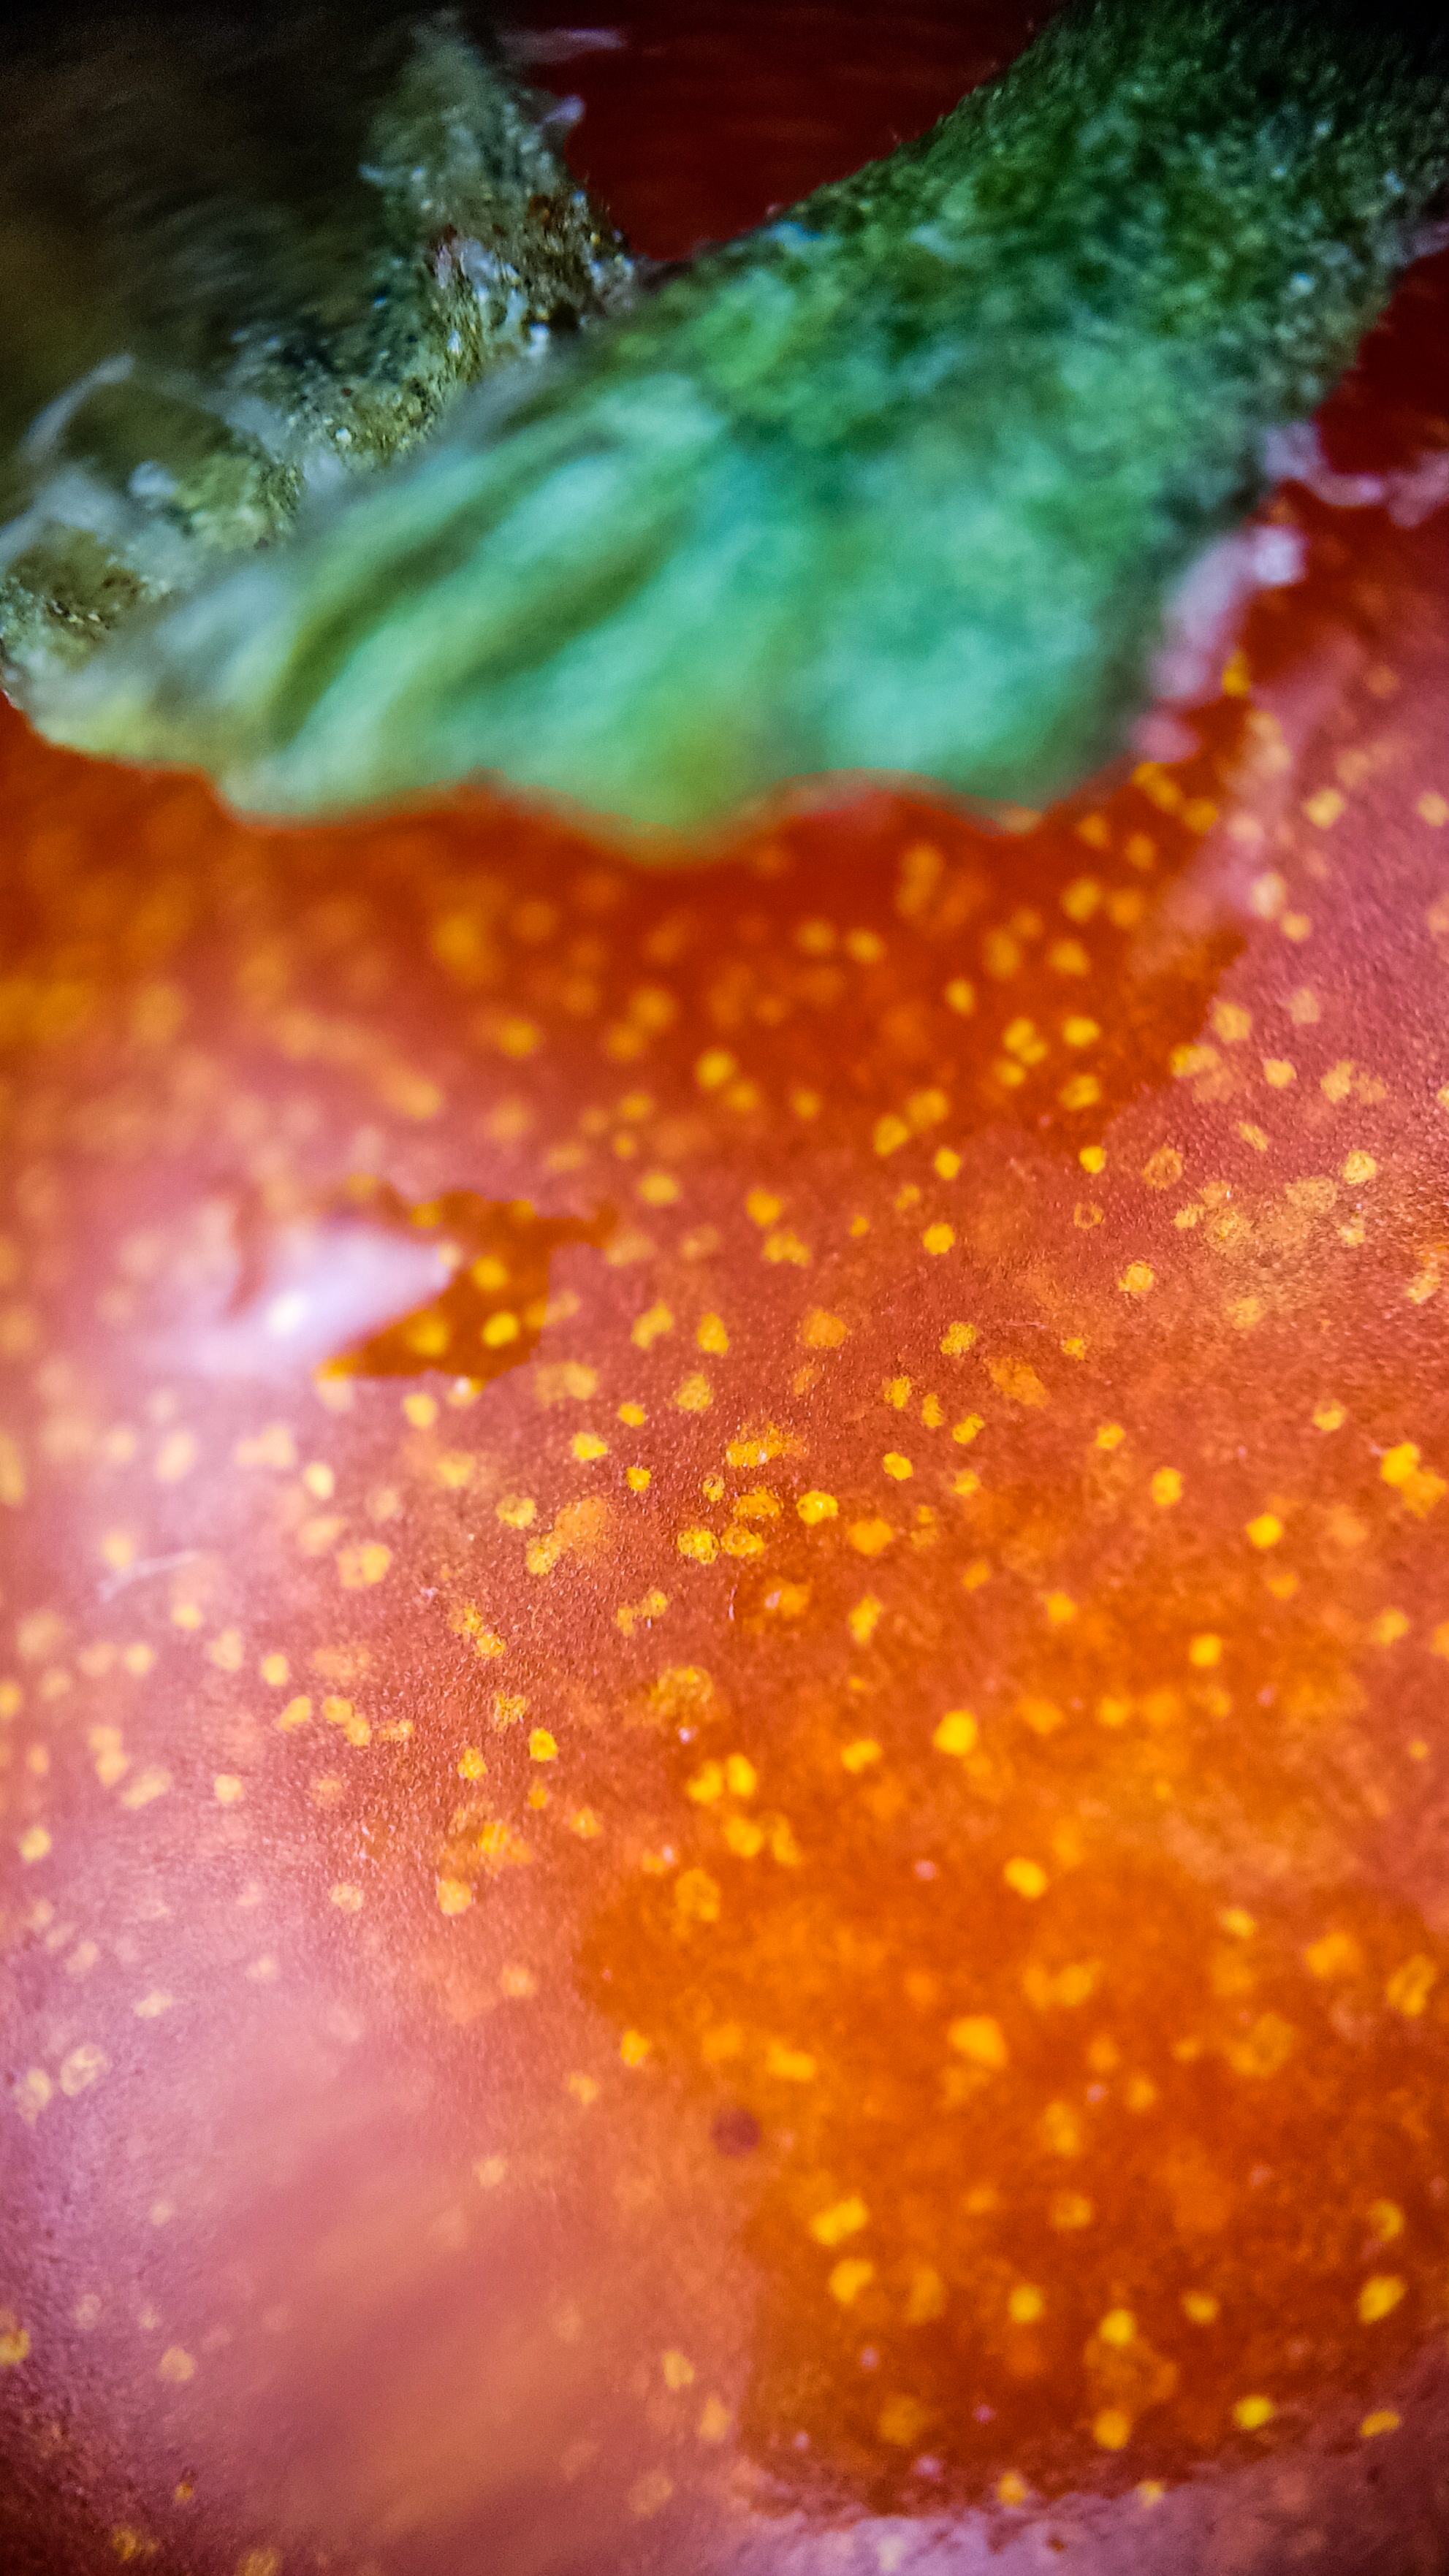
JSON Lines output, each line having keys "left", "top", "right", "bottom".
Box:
{"left": 2, "top": 9, "right": 1449, "bottom": 2571}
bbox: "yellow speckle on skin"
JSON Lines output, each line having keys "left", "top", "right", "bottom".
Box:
{"left": 1099, "top": 2309, "right": 1136, "bottom": 2348}
{"left": 153, "top": 1428, "right": 199, "bottom": 1483}
{"left": 1369, "top": 2200, "right": 1404, "bottom": 2242}
{"left": 677, "top": 1528, "right": 718, "bottom": 1564}
{"left": 571, "top": 1430, "right": 609, "bottom": 1460}
{"left": 620, "top": 2029, "right": 652, "bottom": 2068}
{"left": 1246, "top": 1512, "right": 1284, "bottom": 1550}
{"left": 997, "top": 2472, "right": 1030, "bottom": 2508}
{"left": 1342, "top": 1149, "right": 1377, "bottom": 1184}
{"left": 673, "top": 1373, "right": 713, "bottom": 1414}
{"left": 1182, "top": 2292, "right": 1220, "bottom": 2325}
{"left": 1044, "top": 1590, "right": 1077, "bottom": 1628}
{"left": 1358, "top": 2275, "right": 1405, "bottom": 2324}
{"left": 829, "top": 2257, "right": 875, "bottom": 2306}
{"left": 674, "top": 1868, "right": 720, "bottom": 1924}
{"left": 330, "top": 1883, "right": 363, "bottom": 1913}
{"left": 1263, "top": 1058, "right": 1296, "bottom": 1089}
{"left": 841, "top": 1738, "right": 882, "bottom": 1773}
{"left": 1150, "top": 1468, "right": 1184, "bottom": 1509}
{"left": 766, "top": 2041, "right": 815, "bottom": 2082}
{"left": 1004, "top": 1857, "right": 1049, "bottom": 1900}
{"left": 1188, "top": 1634, "right": 1222, "bottom": 1668}
{"left": 338, "top": 1542, "right": 391, "bottom": 1589}
{"left": 723, "top": 1815, "right": 765, "bottom": 1858}
{"left": 213, "top": 1774, "right": 245, "bottom": 1805}
{"left": 17, "top": 1824, "right": 50, "bottom": 1864}
{"left": 882, "top": 1452, "right": 913, "bottom": 1481}
{"left": 661, "top": 2348, "right": 696, "bottom": 2391}
{"left": 1360, "top": 2411, "right": 1401, "bottom": 2439}
{"left": 950, "top": 2015, "right": 1008, "bottom": 2070}
{"left": 799, "top": 1308, "right": 848, "bottom": 1354}
{"left": 796, "top": 1490, "right": 838, "bottom": 1525}
{"left": 1119, "top": 1262, "right": 1155, "bottom": 1296}
{"left": 1093, "top": 2409, "right": 1132, "bottom": 2452}
{"left": 529, "top": 1729, "right": 558, "bottom": 1764}
{"left": 632, "top": 1302, "right": 674, "bottom": 1351}
{"left": 933, "top": 1710, "right": 979, "bottom": 1758}
{"left": 1219, "top": 1908, "right": 1256, "bottom": 1940}
{"left": 922, "top": 1223, "right": 956, "bottom": 1255}
{"left": 158, "top": 2347, "right": 195, "bottom": 2385}
{"left": 1233, "top": 2396, "right": 1275, "bottom": 2432}
{"left": 1007, "top": 2284, "right": 1043, "bottom": 2325}
{"left": 1304, "top": 1929, "right": 1361, "bottom": 1981}
{"left": 810, "top": 2195, "right": 869, "bottom": 2247}
{"left": 989, "top": 1356, "right": 1048, "bottom": 1407}
{"left": 698, "top": 2394, "right": 731, "bottom": 2445}
{"left": 437, "top": 1878, "right": 473, "bottom": 1916}
{"left": 1049, "top": 2191, "right": 1094, "bottom": 2231}
{"left": 1369, "top": 1607, "right": 1411, "bottom": 1647}
{"left": 1079, "top": 1144, "right": 1107, "bottom": 1175}
{"left": 1096, "top": 1421, "right": 1126, "bottom": 1451}
{"left": 0, "top": 2326, "right": 31, "bottom": 2367}
{"left": 628, "top": 2469, "right": 674, "bottom": 2520}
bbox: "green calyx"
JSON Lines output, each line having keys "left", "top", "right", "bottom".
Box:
{"left": 0, "top": 9, "right": 632, "bottom": 685}
{"left": 9, "top": 1, "right": 1449, "bottom": 834}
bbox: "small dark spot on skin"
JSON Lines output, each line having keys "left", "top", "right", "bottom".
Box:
{"left": 711, "top": 2106, "right": 761, "bottom": 2157}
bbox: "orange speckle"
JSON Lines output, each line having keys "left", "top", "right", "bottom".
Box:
{"left": 1093, "top": 2409, "right": 1132, "bottom": 2451}
{"left": 950, "top": 2015, "right": 1008, "bottom": 2070}
{"left": 810, "top": 2195, "right": 869, "bottom": 2247}
{"left": 841, "top": 1738, "right": 882, "bottom": 1773}
{"left": 1232, "top": 2396, "right": 1275, "bottom": 2432}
